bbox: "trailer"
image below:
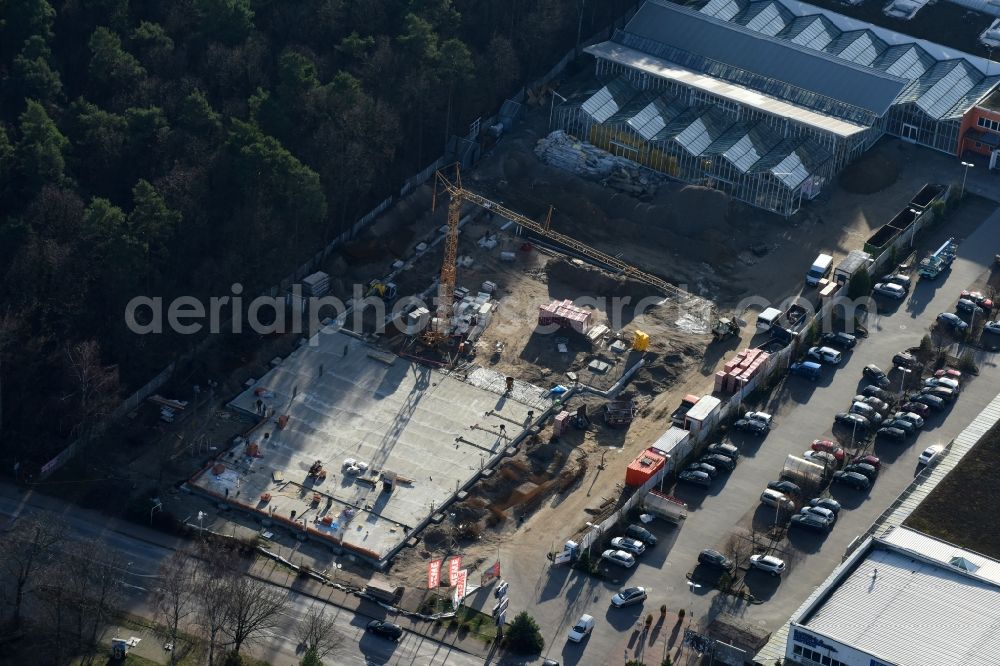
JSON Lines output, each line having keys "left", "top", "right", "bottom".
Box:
{"left": 642, "top": 490, "right": 688, "bottom": 524}
{"left": 604, "top": 399, "right": 638, "bottom": 427}
{"left": 918, "top": 237, "right": 958, "bottom": 280}
{"left": 670, "top": 395, "right": 700, "bottom": 427}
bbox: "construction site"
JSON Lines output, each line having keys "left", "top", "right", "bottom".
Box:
{"left": 171, "top": 70, "right": 987, "bottom": 581}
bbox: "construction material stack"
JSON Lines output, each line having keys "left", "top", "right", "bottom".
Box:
{"left": 715, "top": 348, "right": 771, "bottom": 393}
{"left": 301, "top": 272, "right": 331, "bottom": 298}
{"left": 538, "top": 299, "right": 593, "bottom": 334}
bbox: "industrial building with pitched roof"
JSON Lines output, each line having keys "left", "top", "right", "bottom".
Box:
{"left": 555, "top": 0, "right": 1000, "bottom": 216}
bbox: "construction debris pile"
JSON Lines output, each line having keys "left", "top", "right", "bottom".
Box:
{"left": 714, "top": 348, "right": 771, "bottom": 393}
{"left": 534, "top": 130, "right": 665, "bottom": 197}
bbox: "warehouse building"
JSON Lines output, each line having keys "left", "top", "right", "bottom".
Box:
{"left": 770, "top": 526, "right": 1000, "bottom": 666}
{"left": 558, "top": 0, "right": 1000, "bottom": 215}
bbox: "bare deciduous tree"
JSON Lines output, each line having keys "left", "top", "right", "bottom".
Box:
{"left": 0, "top": 516, "right": 63, "bottom": 625}
{"left": 154, "top": 550, "right": 199, "bottom": 665}
{"left": 194, "top": 550, "right": 233, "bottom": 666}
{"left": 59, "top": 538, "right": 127, "bottom": 664}
{"left": 63, "top": 339, "right": 120, "bottom": 434}
{"left": 222, "top": 573, "right": 289, "bottom": 656}
{"left": 295, "top": 604, "right": 342, "bottom": 659}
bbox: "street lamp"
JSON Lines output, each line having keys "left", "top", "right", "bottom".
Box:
{"left": 548, "top": 91, "right": 568, "bottom": 132}
{"left": 907, "top": 208, "right": 922, "bottom": 247}
{"left": 897, "top": 368, "right": 912, "bottom": 397}
{"left": 960, "top": 161, "right": 974, "bottom": 199}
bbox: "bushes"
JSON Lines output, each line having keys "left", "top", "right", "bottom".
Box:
{"left": 503, "top": 611, "right": 544, "bottom": 654}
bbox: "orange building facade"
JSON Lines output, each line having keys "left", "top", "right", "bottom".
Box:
{"left": 960, "top": 90, "right": 1000, "bottom": 170}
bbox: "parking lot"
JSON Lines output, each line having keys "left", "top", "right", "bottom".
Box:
{"left": 530, "top": 199, "right": 1000, "bottom": 665}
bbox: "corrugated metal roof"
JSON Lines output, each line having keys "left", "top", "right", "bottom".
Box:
{"left": 804, "top": 532, "right": 1000, "bottom": 665}
{"left": 584, "top": 41, "right": 870, "bottom": 137}
{"left": 756, "top": 388, "right": 1000, "bottom": 664}
{"left": 619, "top": 0, "right": 907, "bottom": 116}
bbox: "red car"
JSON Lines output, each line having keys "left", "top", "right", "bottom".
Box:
{"left": 960, "top": 290, "right": 994, "bottom": 310}
{"left": 857, "top": 454, "right": 882, "bottom": 471}
{"left": 811, "top": 439, "right": 846, "bottom": 461}
{"left": 901, "top": 401, "right": 930, "bottom": 417}
{"left": 934, "top": 367, "right": 962, "bottom": 381}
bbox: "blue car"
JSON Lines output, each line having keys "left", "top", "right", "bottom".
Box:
{"left": 789, "top": 361, "right": 822, "bottom": 381}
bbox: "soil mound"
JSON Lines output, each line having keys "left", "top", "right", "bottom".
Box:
{"left": 545, "top": 258, "right": 661, "bottom": 300}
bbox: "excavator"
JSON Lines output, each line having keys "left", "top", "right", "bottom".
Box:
{"left": 366, "top": 280, "right": 397, "bottom": 301}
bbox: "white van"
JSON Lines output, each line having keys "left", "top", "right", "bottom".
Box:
{"left": 756, "top": 307, "right": 782, "bottom": 332}
{"left": 807, "top": 346, "right": 842, "bottom": 365}
{"left": 806, "top": 254, "right": 834, "bottom": 286}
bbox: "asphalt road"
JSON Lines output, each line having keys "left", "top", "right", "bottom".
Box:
{"left": 0, "top": 490, "right": 481, "bottom": 666}
{"left": 518, "top": 201, "right": 1000, "bottom": 665}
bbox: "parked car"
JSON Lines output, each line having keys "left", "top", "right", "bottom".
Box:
{"left": 733, "top": 418, "right": 769, "bottom": 435}
{"left": 877, "top": 426, "right": 908, "bottom": 441}
{"left": 937, "top": 312, "right": 969, "bottom": 331}
{"left": 749, "top": 554, "right": 786, "bottom": 576}
{"left": 767, "top": 480, "right": 802, "bottom": 498}
{"left": 918, "top": 444, "right": 945, "bottom": 466}
{"left": 811, "top": 439, "right": 846, "bottom": 461}
{"left": 956, "top": 298, "right": 985, "bottom": 315}
{"left": 924, "top": 377, "right": 960, "bottom": 391}
{"left": 892, "top": 351, "right": 920, "bottom": 369}
{"left": 960, "top": 290, "right": 994, "bottom": 309}
{"left": 883, "top": 273, "right": 912, "bottom": 290}
{"left": 790, "top": 513, "right": 832, "bottom": 533}
{"left": 832, "top": 470, "right": 871, "bottom": 490}
{"left": 863, "top": 364, "right": 890, "bottom": 388}
{"left": 701, "top": 454, "right": 736, "bottom": 472}
{"left": 849, "top": 402, "right": 881, "bottom": 424}
{"left": 611, "top": 587, "right": 647, "bottom": 608}
{"left": 857, "top": 454, "right": 882, "bottom": 470}
{"left": 803, "top": 450, "right": 838, "bottom": 468}
{"left": 893, "top": 411, "right": 925, "bottom": 428}
{"left": 678, "top": 470, "right": 712, "bottom": 487}
{"left": 684, "top": 462, "right": 719, "bottom": 479}
{"left": 744, "top": 411, "right": 774, "bottom": 427}
{"left": 821, "top": 332, "right": 857, "bottom": 349}
{"left": 760, "top": 489, "right": 793, "bottom": 509}
{"left": 863, "top": 385, "right": 895, "bottom": 402}
{"left": 625, "top": 524, "right": 657, "bottom": 545}
{"left": 807, "top": 346, "right": 843, "bottom": 365}
{"left": 853, "top": 395, "right": 891, "bottom": 414}
{"left": 835, "top": 412, "right": 871, "bottom": 430}
{"left": 900, "top": 401, "right": 930, "bottom": 417}
{"left": 873, "top": 282, "right": 906, "bottom": 299}
{"left": 789, "top": 361, "right": 822, "bottom": 381}
{"left": 843, "top": 462, "right": 878, "bottom": 481}
{"left": 801, "top": 505, "right": 837, "bottom": 524}
{"left": 697, "top": 549, "right": 735, "bottom": 571}
{"left": 568, "top": 614, "right": 596, "bottom": 642}
{"left": 810, "top": 497, "right": 842, "bottom": 514}
{"left": 920, "top": 386, "right": 955, "bottom": 402}
{"left": 367, "top": 620, "right": 403, "bottom": 641}
{"left": 933, "top": 367, "right": 963, "bottom": 381}
{"left": 707, "top": 442, "right": 740, "bottom": 461}
{"left": 601, "top": 549, "right": 636, "bottom": 568}
{"left": 984, "top": 320, "right": 1000, "bottom": 335}
{"left": 882, "top": 418, "right": 916, "bottom": 434}
{"left": 910, "top": 393, "right": 945, "bottom": 411}
{"left": 610, "top": 536, "right": 646, "bottom": 556}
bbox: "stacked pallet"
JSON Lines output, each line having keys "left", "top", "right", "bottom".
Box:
{"left": 538, "top": 299, "right": 593, "bottom": 334}
{"left": 302, "top": 271, "right": 331, "bottom": 297}
{"left": 714, "top": 348, "right": 770, "bottom": 393}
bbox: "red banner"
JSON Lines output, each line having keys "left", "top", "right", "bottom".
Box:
{"left": 448, "top": 556, "right": 462, "bottom": 586}
{"left": 427, "top": 559, "right": 442, "bottom": 589}
{"left": 453, "top": 568, "right": 468, "bottom": 608}
{"left": 481, "top": 560, "right": 501, "bottom": 587}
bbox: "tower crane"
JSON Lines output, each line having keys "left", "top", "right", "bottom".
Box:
{"left": 426, "top": 165, "right": 695, "bottom": 345}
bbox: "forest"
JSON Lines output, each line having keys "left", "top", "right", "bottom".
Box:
{"left": 0, "top": 0, "right": 634, "bottom": 462}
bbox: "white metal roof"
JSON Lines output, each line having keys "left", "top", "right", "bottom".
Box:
{"left": 584, "top": 41, "right": 868, "bottom": 138}
{"left": 685, "top": 395, "right": 722, "bottom": 421}
{"left": 804, "top": 528, "right": 1000, "bottom": 665}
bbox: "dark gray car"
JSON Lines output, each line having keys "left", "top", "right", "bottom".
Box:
{"left": 701, "top": 453, "right": 736, "bottom": 472}
{"left": 832, "top": 470, "right": 871, "bottom": 491}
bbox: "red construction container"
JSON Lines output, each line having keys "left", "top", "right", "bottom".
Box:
{"left": 625, "top": 448, "right": 667, "bottom": 486}
{"left": 714, "top": 371, "right": 726, "bottom": 392}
